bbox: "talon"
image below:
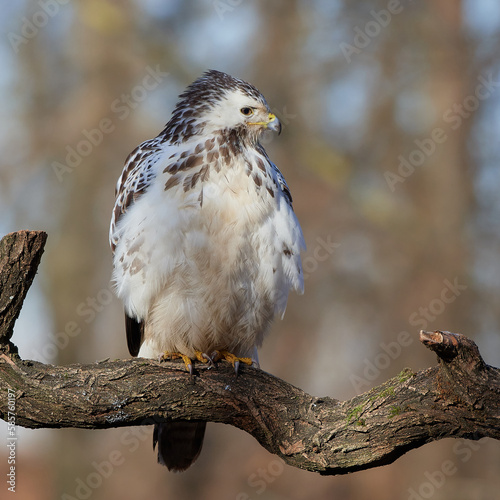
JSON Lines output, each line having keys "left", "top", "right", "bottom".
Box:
{"left": 194, "top": 350, "right": 215, "bottom": 368}
{"left": 215, "top": 350, "right": 253, "bottom": 375}
{"left": 159, "top": 351, "right": 194, "bottom": 373}
{"left": 208, "top": 350, "right": 219, "bottom": 369}
{"left": 158, "top": 349, "right": 252, "bottom": 374}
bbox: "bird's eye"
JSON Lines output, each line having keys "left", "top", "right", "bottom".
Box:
{"left": 240, "top": 107, "right": 253, "bottom": 116}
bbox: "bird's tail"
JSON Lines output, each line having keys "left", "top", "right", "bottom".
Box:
{"left": 153, "top": 421, "right": 206, "bottom": 472}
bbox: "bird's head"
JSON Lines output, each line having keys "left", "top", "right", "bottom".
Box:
{"left": 163, "top": 70, "right": 281, "bottom": 144}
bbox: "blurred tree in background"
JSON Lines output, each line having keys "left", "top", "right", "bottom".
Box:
{"left": 1, "top": 1, "right": 499, "bottom": 498}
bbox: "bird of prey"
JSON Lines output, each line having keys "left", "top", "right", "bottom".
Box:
{"left": 109, "top": 69, "right": 305, "bottom": 471}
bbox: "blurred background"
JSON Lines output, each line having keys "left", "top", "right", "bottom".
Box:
{"left": 1, "top": 0, "right": 500, "bottom": 499}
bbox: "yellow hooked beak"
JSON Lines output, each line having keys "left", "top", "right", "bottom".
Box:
{"left": 248, "top": 113, "right": 282, "bottom": 134}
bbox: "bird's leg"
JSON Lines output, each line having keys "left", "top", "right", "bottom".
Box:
{"left": 159, "top": 349, "right": 250, "bottom": 374}
{"left": 211, "top": 350, "right": 253, "bottom": 375}
{"left": 159, "top": 351, "right": 215, "bottom": 374}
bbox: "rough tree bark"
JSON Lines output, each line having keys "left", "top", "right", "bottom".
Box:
{"left": 0, "top": 231, "right": 499, "bottom": 475}
{"left": 0, "top": 230, "right": 47, "bottom": 354}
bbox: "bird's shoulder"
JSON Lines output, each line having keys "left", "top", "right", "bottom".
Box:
{"left": 109, "top": 137, "right": 165, "bottom": 251}
{"left": 255, "top": 145, "right": 294, "bottom": 207}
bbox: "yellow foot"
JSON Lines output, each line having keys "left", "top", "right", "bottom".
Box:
{"left": 212, "top": 350, "right": 253, "bottom": 375}
{"left": 159, "top": 352, "right": 194, "bottom": 373}
{"left": 159, "top": 351, "right": 213, "bottom": 374}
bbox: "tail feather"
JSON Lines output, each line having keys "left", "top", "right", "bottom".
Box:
{"left": 154, "top": 421, "right": 206, "bottom": 472}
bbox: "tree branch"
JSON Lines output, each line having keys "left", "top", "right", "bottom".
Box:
{"left": 0, "top": 231, "right": 498, "bottom": 475}
{"left": 0, "top": 230, "right": 47, "bottom": 354}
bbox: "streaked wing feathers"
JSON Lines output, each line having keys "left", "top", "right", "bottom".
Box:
{"left": 109, "top": 139, "right": 163, "bottom": 253}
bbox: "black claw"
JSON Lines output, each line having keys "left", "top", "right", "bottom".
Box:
{"left": 234, "top": 360, "right": 240, "bottom": 376}
{"left": 209, "top": 350, "right": 219, "bottom": 369}
{"left": 202, "top": 353, "right": 215, "bottom": 368}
